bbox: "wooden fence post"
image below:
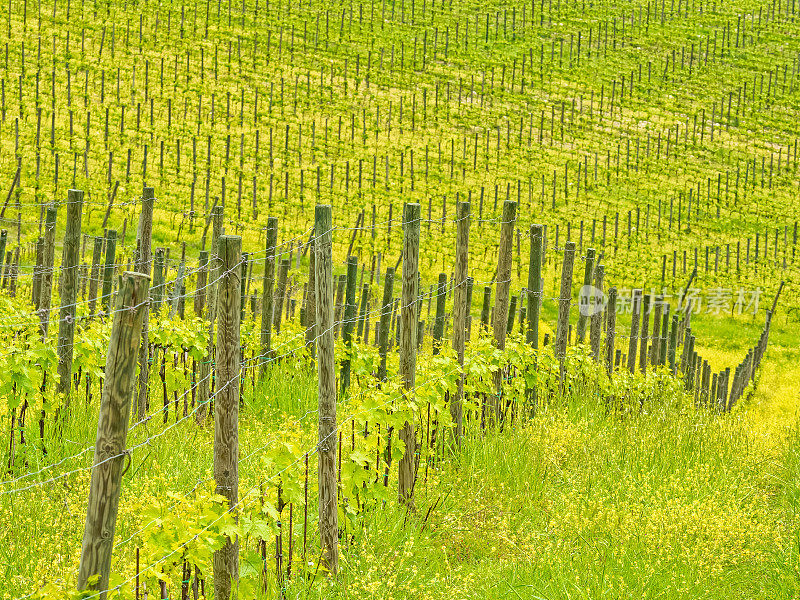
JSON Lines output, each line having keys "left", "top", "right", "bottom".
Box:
{"left": 32, "top": 237, "right": 44, "bottom": 310}
{"left": 135, "top": 187, "right": 155, "bottom": 421}
{"left": 195, "top": 250, "right": 209, "bottom": 317}
{"left": 213, "top": 235, "right": 242, "bottom": 599}
{"left": 87, "top": 236, "right": 103, "bottom": 318}
{"left": 555, "top": 241, "right": 576, "bottom": 382}
{"left": 273, "top": 258, "right": 290, "bottom": 334}
{"left": 465, "top": 277, "right": 474, "bottom": 342}
{"left": 576, "top": 247, "right": 595, "bottom": 343}
{"left": 38, "top": 207, "right": 57, "bottom": 339}
{"left": 152, "top": 247, "right": 165, "bottom": 311}
{"left": 432, "top": 273, "right": 447, "bottom": 354}
{"left": 377, "top": 268, "right": 395, "bottom": 381}
{"left": 340, "top": 256, "right": 358, "bottom": 392}
{"left": 526, "top": 223, "right": 543, "bottom": 413}
{"left": 492, "top": 200, "right": 517, "bottom": 422}
{"left": 101, "top": 230, "right": 117, "bottom": 314}
{"left": 605, "top": 287, "right": 617, "bottom": 377}
{"left": 480, "top": 286, "right": 492, "bottom": 332}
{"left": 589, "top": 265, "right": 604, "bottom": 360}
{"left": 627, "top": 289, "right": 642, "bottom": 374}
{"left": 683, "top": 335, "right": 696, "bottom": 390}
{"left": 197, "top": 204, "right": 224, "bottom": 423}
{"left": 0, "top": 230, "right": 6, "bottom": 287}
{"left": 650, "top": 297, "right": 663, "bottom": 366}
{"left": 58, "top": 189, "right": 84, "bottom": 400}
{"left": 639, "top": 294, "right": 651, "bottom": 374}
{"left": 314, "top": 205, "right": 339, "bottom": 575}
{"left": 668, "top": 313, "right": 679, "bottom": 374}
{"left": 260, "top": 217, "right": 278, "bottom": 371}
{"left": 451, "top": 201, "right": 470, "bottom": 445}
{"left": 399, "top": 203, "right": 420, "bottom": 505}
{"left": 77, "top": 272, "right": 150, "bottom": 598}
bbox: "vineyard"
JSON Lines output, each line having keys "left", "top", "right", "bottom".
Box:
{"left": 1, "top": 0, "right": 800, "bottom": 596}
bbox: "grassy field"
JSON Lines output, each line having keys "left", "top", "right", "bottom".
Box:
{"left": 1, "top": 307, "right": 798, "bottom": 599}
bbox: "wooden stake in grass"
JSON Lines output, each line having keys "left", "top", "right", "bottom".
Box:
{"left": 260, "top": 217, "right": 278, "bottom": 372}
{"left": 87, "top": 237, "right": 103, "bottom": 318}
{"left": 305, "top": 238, "right": 316, "bottom": 357}
{"left": 432, "top": 273, "right": 447, "bottom": 354}
{"left": 101, "top": 230, "right": 117, "bottom": 315}
{"left": 399, "top": 203, "right": 420, "bottom": 506}
{"left": 492, "top": 199, "right": 517, "bottom": 423}
{"left": 32, "top": 237, "right": 44, "bottom": 311}
{"left": 194, "top": 250, "right": 209, "bottom": 318}
{"left": 605, "top": 287, "right": 617, "bottom": 377}
{"left": 58, "top": 189, "right": 84, "bottom": 401}
{"left": 589, "top": 265, "right": 604, "bottom": 360}
{"left": 555, "top": 241, "right": 576, "bottom": 383}
{"left": 314, "top": 205, "right": 339, "bottom": 575}
{"left": 340, "top": 256, "right": 358, "bottom": 392}
{"left": 576, "top": 247, "right": 595, "bottom": 343}
{"left": 377, "top": 267, "right": 395, "bottom": 382}
{"left": 38, "top": 208, "right": 57, "bottom": 339}
{"left": 451, "top": 201, "right": 470, "bottom": 446}
{"left": 273, "top": 258, "right": 290, "bottom": 334}
{"left": 213, "top": 235, "right": 242, "bottom": 600}
{"left": 665, "top": 314, "right": 680, "bottom": 374}
{"left": 77, "top": 271, "right": 149, "bottom": 598}
{"left": 638, "top": 294, "right": 651, "bottom": 374}
{"left": 627, "top": 289, "right": 642, "bottom": 374}
{"left": 135, "top": 187, "right": 155, "bottom": 421}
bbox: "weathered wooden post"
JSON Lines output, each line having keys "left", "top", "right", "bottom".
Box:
{"left": 605, "top": 288, "right": 617, "bottom": 377}
{"left": 465, "top": 277, "right": 474, "bottom": 341}
{"left": 273, "top": 258, "right": 290, "bottom": 334}
{"left": 576, "top": 247, "right": 595, "bottom": 343}
{"left": 451, "top": 201, "right": 470, "bottom": 445}
{"left": 58, "top": 189, "right": 84, "bottom": 400}
{"left": 340, "top": 256, "right": 358, "bottom": 392}
{"left": 314, "top": 205, "right": 339, "bottom": 574}
{"left": 197, "top": 204, "right": 224, "bottom": 423}
{"left": 627, "top": 289, "right": 642, "bottom": 374}
{"left": 480, "top": 286, "right": 492, "bottom": 332}
{"left": 87, "top": 237, "right": 103, "bottom": 318}
{"left": 151, "top": 247, "right": 165, "bottom": 311}
{"left": 213, "top": 235, "right": 242, "bottom": 599}
{"left": 399, "top": 203, "right": 420, "bottom": 505}
{"left": 377, "top": 267, "right": 395, "bottom": 381}
{"left": 101, "top": 230, "right": 117, "bottom": 314}
{"left": 683, "top": 335, "right": 696, "bottom": 390}
{"left": 589, "top": 265, "right": 604, "bottom": 360}
{"left": 194, "top": 251, "right": 209, "bottom": 317}
{"left": 491, "top": 200, "right": 517, "bottom": 421}
{"left": 0, "top": 230, "right": 6, "bottom": 286}
{"left": 638, "top": 294, "right": 651, "bottom": 374}
{"left": 305, "top": 239, "right": 316, "bottom": 357}
{"left": 432, "top": 273, "right": 447, "bottom": 354}
{"left": 650, "top": 297, "right": 663, "bottom": 366}
{"left": 526, "top": 225, "right": 544, "bottom": 349}
{"left": 260, "top": 217, "right": 278, "bottom": 371}
{"left": 38, "top": 207, "right": 57, "bottom": 339}
{"left": 32, "top": 237, "right": 44, "bottom": 311}
{"left": 135, "top": 187, "right": 155, "bottom": 421}
{"left": 77, "top": 272, "right": 150, "bottom": 598}
{"left": 555, "top": 241, "right": 576, "bottom": 383}
{"left": 526, "top": 223, "right": 543, "bottom": 413}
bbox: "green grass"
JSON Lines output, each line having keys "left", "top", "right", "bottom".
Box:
{"left": 277, "top": 365, "right": 800, "bottom": 600}
{"left": 2, "top": 317, "right": 799, "bottom": 599}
